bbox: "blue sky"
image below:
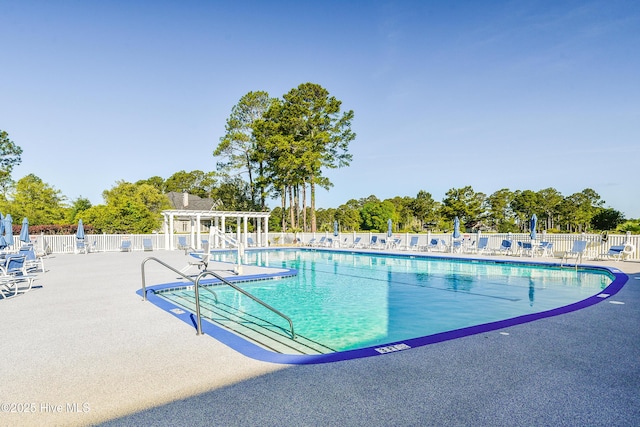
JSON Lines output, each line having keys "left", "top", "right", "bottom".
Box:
{"left": 2, "top": 0, "right": 639, "bottom": 217}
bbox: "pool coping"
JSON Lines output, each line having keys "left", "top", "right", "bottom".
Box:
{"left": 138, "top": 249, "right": 629, "bottom": 365}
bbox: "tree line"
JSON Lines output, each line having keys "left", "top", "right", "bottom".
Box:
{"left": 2, "top": 88, "right": 639, "bottom": 236}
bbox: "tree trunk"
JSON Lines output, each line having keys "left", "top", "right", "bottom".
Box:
{"left": 281, "top": 188, "right": 286, "bottom": 232}
{"left": 289, "top": 186, "right": 295, "bottom": 230}
{"left": 302, "top": 182, "right": 307, "bottom": 232}
{"left": 310, "top": 179, "right": 317, "bottom": 232}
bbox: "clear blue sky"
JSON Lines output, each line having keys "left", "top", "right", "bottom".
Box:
{"left": 2, "top": 1, "right": 639, "bottom": 218}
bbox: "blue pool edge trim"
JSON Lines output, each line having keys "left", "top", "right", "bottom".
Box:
{"left": 137, "top": 254, "right": 629, "bottom": 365}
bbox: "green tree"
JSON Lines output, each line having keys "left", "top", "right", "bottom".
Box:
{"left": 559, "top": 188, "right": 604, "bottom": 232}
{"left": 82, "top": 181, "right": 171, "bottom": 233}
{"left": 9, "top": 174, "right": 67, "bottom": 225}
{"left": 440, "top": 186, "right": 485, "bottom": 228}
{"left": 511, "top": 190, "right": 539, "bottom": 231}
{"left": 67, "top": 196, "right": 92, "bottom": 223}
{"left": 591, "top": 207, "right": 625, "bottom": 231}
{"left": 411, "top": 190, "right": 440, "bottom": 231}
{"left": 274, "top": 83, "right": 355, "bottom": 232}
{"left": 537, "top": 188, "right": 563, "bottom": 230}
{"left": 486, "top": 188, "right": 515, "bottom": 232}
{"left": 360, "top": 200, "right": 396, "bottom": 231}
{"left": 335, "top": 201, "right": 361, "bottom": 231}
{"left": 210, "top": 176, "right": 255, "bottom": 211}
{"left": 0, "top": 130, "right": 23, "bottom": 193}
{"left": 136, "top": 176, "right": 166, "bottom": 193}
{"left": 215, "top": 91, "right": 274, "bottom": 208}
{"left": 164, "top": 170, "right": 217, "bottom": 198}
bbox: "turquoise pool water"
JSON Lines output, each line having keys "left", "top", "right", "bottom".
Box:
{"left": 158, "top": 250, "right": 613, "bottom": 353}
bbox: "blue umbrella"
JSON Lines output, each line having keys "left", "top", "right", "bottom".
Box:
{"left": 77, "top": 219, "right": 85, "bottom": 240}
{"left": 0, "top": 213, "right": 5, "bottom": 248}
{"left": 530, "top": 214, "right": 537, "bottom": 241}
{"left": 387, "top": 218, "right": 393, "bottom": 237}
{"left": 453, "top": 216, "right": 461, "bottom": 239}
{"left": 19, "top": 217, "right": 30, "bottom": 243}
{"left": 333, "top": 220, "right": 339, "bottom": 237}
{"left": 3, "top": 214, "right": 13, "bottom": 247}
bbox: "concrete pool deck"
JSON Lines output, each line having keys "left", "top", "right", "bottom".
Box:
{"left": 1, "top": 249, "right": 639, "bottom": 426}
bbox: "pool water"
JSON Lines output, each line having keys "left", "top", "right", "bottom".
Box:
{"left": 156, "top": 249, "right": 616, "bottom": 356}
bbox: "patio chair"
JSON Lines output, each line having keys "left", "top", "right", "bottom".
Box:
{"left": 597, "top": 244, "right": 634, "bottom": 261}
{"left": 426, "top": 238, "right": 446, "bottom": 252}
{"left": 475, "top": 237, "right": 491, "bottom": 255}
{"left": 120, "top": 239, "right": 132, "bottom": 252}
{"left": 406, "top": 236, "right": 420, "bottom": 251}
{"left": 177, "top": 236, "right": 188, "bottom": 250}
{"left": 538, "top": 241, "right": 553, "bottom": 257}
{"left": 76, "top": 239, "right": 87, "bottom": 254}
{"left": 496, "top": 240, "right": 513, "bottom": 255}
{"left": 143, "top": 238, "right": 153, "bottom": 251}
{"left": 391, "top": 238, "right": 402, "bottom": 249}
{"left": 247, "top": 237, "right": 256, "bottom": 247}
{"left": 561, "top": 240, "right": 588, "bottom": 267}
{"left": 18, "top": 246, "right": 45, "bottom": 273}
{"left": 0, "top": 255, "right": 35, "bottom": 297}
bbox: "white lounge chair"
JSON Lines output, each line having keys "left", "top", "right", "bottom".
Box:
{"left": 561, "top": 240, "right": 588, "bottom": 267}
{"left": 475, "top": 237, "right": 491, "bottom": 255}
{"left": 406, "top": 236, "right": 420, "bottom": 251}
{"left": 0, "top": 255, "right": 35, "bottom": 297}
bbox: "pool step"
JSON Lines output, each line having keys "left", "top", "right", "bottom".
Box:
{"left": 159, "top": 290, "right": 335, "bottom": 355}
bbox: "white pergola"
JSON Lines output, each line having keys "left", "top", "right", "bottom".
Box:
{"left": 162, "top": 210, "right": 270, "bottom": 250}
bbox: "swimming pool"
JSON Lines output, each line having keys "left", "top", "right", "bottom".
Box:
{"left": 141, "top": 249, "right": 627, "bottom": 364}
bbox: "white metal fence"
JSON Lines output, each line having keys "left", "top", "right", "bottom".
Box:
{"left": 28, "top": 231, "right": 639, "bottom": 260}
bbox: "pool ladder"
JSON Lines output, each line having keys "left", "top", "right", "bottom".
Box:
{"left": 140, "top": 257, "right": 296, "bottom": 339}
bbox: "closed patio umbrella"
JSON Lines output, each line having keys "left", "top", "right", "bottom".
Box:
{"left": 453, "top": 216, "right": 461, "bottom": 239}
{"left": 77, "top": 219, "right": 85, "bottom": 240}
{"left": 333, "top": 220, "right": 339, "bottom": 237}
{"left": 387, "top": 219, "right": 393, "bottom": 237}
{"left": 530, "top": 214, "right": 537, "bottom": 241}
{"left": 3, "top": 214, "right": 13, "bottom": 247}
{"left": 19, "top": 217, "right": 30, "bottom": 244}
{"left": 0, "top": 213, "right": 5, "bottom": 248}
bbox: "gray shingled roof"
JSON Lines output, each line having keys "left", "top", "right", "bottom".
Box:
{"left": 166, "top": 191, "right": 216, "bottom": 210}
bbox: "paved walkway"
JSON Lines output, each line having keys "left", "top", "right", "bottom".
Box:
{"left": 1, "top": 250, "right": 638, "bottom": 426}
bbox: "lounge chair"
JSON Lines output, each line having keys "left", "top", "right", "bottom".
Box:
{"left": 598, "top": 245, "right": 627, "bottom": 261}
{"left": 496, "top": 240, "right": 513, "bottom": 255}
{"left": 18, "top": 246, "right": 45, "bottom": 273}
{"left": 143, "top": 238, "right": 153, "bottom": 251}
{"left": 426, "top": 238, "right": 446, "bottom": 252}
{"left": 538, "top": 241, "right": 553, "bottom": 257}
{"left": 475, "top": 237, "right": 491, "bottom": 255}
{"left": 306, "top": 238, "right": 316, "bottom": 247}
{"left": 177, "top": 236, "right": 188, "bottom": 250}
{"left": 391, "top": 238, "right": 402, "bottom": 249}
{"left": 76, "top": 239, "right": 87, "bottom": 254}
{"left": 0, "top": 255, "right": 35, "bottom": 297}
{"left": 120, "top": 240, "right": 132, "bottom": 252}
{"left": 247, "top": 237, "right": 256, "bottom": 247}
{"left": 561, "top": 240, "right": 588, "bottom": 267}
{"left": 517, "top": 241, "right": 534, "bottom": 257}
{"left": 350, "top": 237, "right": 363, "bottom": 248}
{"left": 315, "top": 236, "right": 327, "bottom": 247}
{"left": 406, "top": 236, "right": 420, "bottom": 251}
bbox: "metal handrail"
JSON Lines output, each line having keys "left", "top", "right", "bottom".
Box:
{"left": 140, "top": 256, "right": 218, "bottom": 302}
{"left": 194, "top": 270, "right": 295, "bottom": 339}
